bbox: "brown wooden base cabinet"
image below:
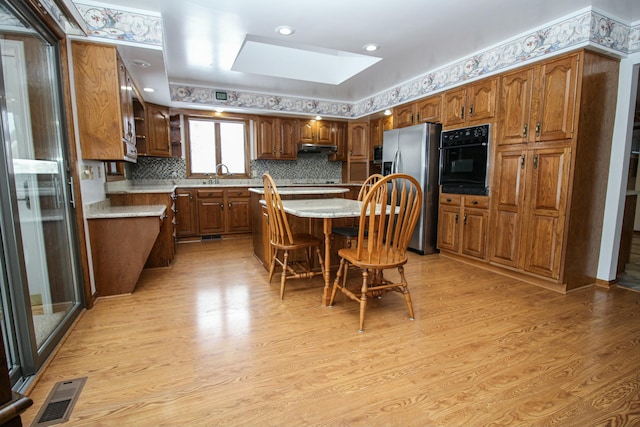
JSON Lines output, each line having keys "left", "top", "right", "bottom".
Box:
{"left": 437, "top": 193, "right": 489, "bottom": 260}
{"left": 88, "top": 216, "right": 161, "bottom": 295}
{"left": 176, "top": 187, "right": 251, "bottom": 239}
{"left": 108, "top": 192, "right": 176, "bottom": 268}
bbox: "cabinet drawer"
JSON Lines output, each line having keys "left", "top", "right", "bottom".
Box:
{"left": 226, "top": 189, "right": 250, "bottom": 198}
{"left": 440, "top": 194, "right": 461, "bottom": 206}
{"left": 464, "top": 195, "right": 489, "bottom": 209}
{"left": 197, "top": 189, "right": 223, "bottom": 199}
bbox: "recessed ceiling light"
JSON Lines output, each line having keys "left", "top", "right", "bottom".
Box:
{"left": 275, "top": 25, "right": 295, "bottom": 36}
{"left": 143, "top": 87, "right": 155, "bottom": 93}
{"left": 363, "top": 44, "right": 379, "bottom": 52}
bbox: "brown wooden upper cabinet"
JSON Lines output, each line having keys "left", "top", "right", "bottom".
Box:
{"left": 72, "top": 40, "right": 137, "bottom": 161}
{"left": 347, "top": 121, "right": 369, "bottom": 161}
{"left": 256, "top": 117, "right": 297, "bottom": 160}
{"left": 330, "top": 121, "right": 348, "bottom": 161}
{"left": 442, "top": 77, "right": 497, "bottom": 128}
{"left": 300, "top": 119, "right": 332, "bottom": 144}
{"left": 140, "top": 103, "right": 172, "bottom": 157}
{"left": 393, "top": 95, "right": 442, "bottom": 128}
{"left": 498, "top": 53, "right": 579, "bottom": 146}
{"left": 369, "top": 115, "right": 393, "bottom": 157}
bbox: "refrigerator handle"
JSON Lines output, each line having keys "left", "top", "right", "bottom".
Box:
{"left": 393, "top": 149, "right": 400, "bottom": 174}
{"left": 395, "top": 150, "right": 402, "bottom": 174}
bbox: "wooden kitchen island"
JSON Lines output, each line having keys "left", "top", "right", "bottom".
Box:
{"left": 249, "top": 186, "right": 353, "bottom": 270}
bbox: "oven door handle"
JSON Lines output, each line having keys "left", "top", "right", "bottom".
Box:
{"left": 440, "top": 142, "right": 488, "bottom": 149}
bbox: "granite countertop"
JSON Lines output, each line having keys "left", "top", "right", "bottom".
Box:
{"left": 248, "top": 186, "right": 350, "bottom": 195}
{"left": 105, "top": 180, "right": 359, "bottom": 195}
{"left": 274, "top": 198, "right": 363, "bottom": 218}
{"left": 85, "top": 200, "right": 167, "bottom": 219}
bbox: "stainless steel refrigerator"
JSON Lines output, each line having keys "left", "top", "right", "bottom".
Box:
{"left": 382, "top": 122, "right": 442, "bottom": 254}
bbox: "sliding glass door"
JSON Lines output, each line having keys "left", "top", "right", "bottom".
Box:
{"left": 0, "top": 0, "right": 83, "bottom": 389}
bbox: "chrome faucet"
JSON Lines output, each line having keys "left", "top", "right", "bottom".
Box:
{"left": 214, "top": 163, "right": 231, "bottom": 184}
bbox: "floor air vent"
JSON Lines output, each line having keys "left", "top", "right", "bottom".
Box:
{"left": 31, "top": 377, "right": 86, "bottom": 427}
{"left": 201, "top": 235, "right": 222, "bottom": 241}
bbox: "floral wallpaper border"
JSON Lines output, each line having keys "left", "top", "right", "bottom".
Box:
{"left": 66, "top": 2, "right": 639, "bottom": 118}
{"left": 73, "top": 0, "right": 163, "bottom": 47}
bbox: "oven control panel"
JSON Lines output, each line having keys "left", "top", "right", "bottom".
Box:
{"left": 441, "top": 124, "right": 490, "bottom": 147}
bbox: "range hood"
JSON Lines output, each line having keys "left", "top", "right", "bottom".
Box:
{"left": 297, "top": 143, "right": 337, "bottom": 153}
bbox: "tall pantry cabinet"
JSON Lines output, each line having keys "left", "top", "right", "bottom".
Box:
{"left": 488, "top": 50, "right": 619, "bottom": 292}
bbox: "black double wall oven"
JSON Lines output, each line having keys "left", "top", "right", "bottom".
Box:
{"left": 439, "top": 124, "right": 490, "bottom": 195}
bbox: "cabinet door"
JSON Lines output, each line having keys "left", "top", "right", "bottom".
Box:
{"left": 278, "top": 118, "right": 297, "bottom": 159}
{"left": 414, "top": 95, "right": 442, "bottom": 124}
{"left": 299, "top": 121, "right": 314, "bottom": 143}
{"left": 467, "top": 78, "right": 497, "bottom": 123}
{"left": 175, "top": 190, "right": 197, "bottom": 237}
{"left": 331, "top": 121, "right": 348, "bottom": 161}
{"left": 348, "top": 122, "right": 369, "bottom": 161}
{"left": 533, "top": 54, "right": 579, "bottom": 143}
{"left": 498, "top": 68, "right": 534, "bottom": 146}
{"left": 256, "top": 117, "right": 277, "bottom": 159}
{"left": 227, "top": 198, "right": 251, "bottom": 233}
{"left": 198, "top": 198, "right": 225, "bottom": 235}
{"left": 460, "top": 208, "right": 488, "bottom": 259}
{"left": 72, "top": 41, "right": 128, "bottom": 160}
{"left": 437, "top": 205, "right": 460, "bottom": 252}
{"left": 316, "top": 121, "right": 333, "bottom": 144}
{"left": 521, "top": 147, "right": 571, "bottom": 279}
{"left": 370, "top": 117, "right": 382, "bottom": 149}
{"left": 442, "top": 87, "right": 466, "bottom": 127}
{"left": 346, "top": 161, "right": 369, "bottom": 183}
{"left": 146, "top": 103, "right": 171, "bottom": 157}
{"left": 393, "top": 103, "right": 416, "bottom": 128}
{"left": 118, "top": 55, "right": 134, "bottom": 145}
{"left": 489, "top": 150, "right": 526, "bottom": 267}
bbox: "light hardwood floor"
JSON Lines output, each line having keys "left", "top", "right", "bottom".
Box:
{"left": 22, "top": 236, "right": 640, "bottom": 426}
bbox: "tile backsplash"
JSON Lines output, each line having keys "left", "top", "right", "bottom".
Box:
{"left": 129, "top": 154, "right": 343, "bottom": 181}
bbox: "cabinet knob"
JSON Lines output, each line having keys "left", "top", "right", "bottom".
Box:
{"left": 523, "top": 124, "right": 528, "bottom": 138}
{"left": 461, "top": 106, "right": 465, "bottom": 119}
{"left": 446, "top": 198, "right": 452, "bottom": 202}
{"left": 469, "top": 105, "right": 474, "bottom": 117}
{"left": 472, "top": 200, "right": 478, "bottom": 205}
{"left": 463, "top": 213, "right": 467, "bottom": 225}
{"left": 535, "top": 122, "right": 541, "bottom": 137}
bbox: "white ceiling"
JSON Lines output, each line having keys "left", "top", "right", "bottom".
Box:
{"left": 84, "top": 0, "right": 640, "bottom": 111}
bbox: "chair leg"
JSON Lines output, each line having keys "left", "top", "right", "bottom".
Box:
{"left": 315, "top": 246, "right": 325, "bottom": 276}
{"left": 359, "top": 269, "right": 369, "bottom": 332}
{"left": 398, "top": 266, "right": 414, "bottom": 319}
{"left": 329, "top": 259, "right": 343, "bottom": 306}
{"left": 280, "top": 250, "right": 289, "bottom": 300}
{"left": 268, "top": 249, "right": 278, "bottom": 283}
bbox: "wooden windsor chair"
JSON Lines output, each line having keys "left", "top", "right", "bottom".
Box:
{"left": 329, "top": 173, "right": 422, "bottom": 332}
{"left": 262, "top": 174, "right": 325, "bottom": 299}
{"left": 331, "top": 173, "right": 384, "bottom": 248}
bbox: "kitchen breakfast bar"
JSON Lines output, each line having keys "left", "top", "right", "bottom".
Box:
{"left": 250, "top": 186, "right": 360, "bottom": 305}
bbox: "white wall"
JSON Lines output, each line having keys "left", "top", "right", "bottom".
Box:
{"left": 597, "top": 53, "right": 640, "bottom": 282}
